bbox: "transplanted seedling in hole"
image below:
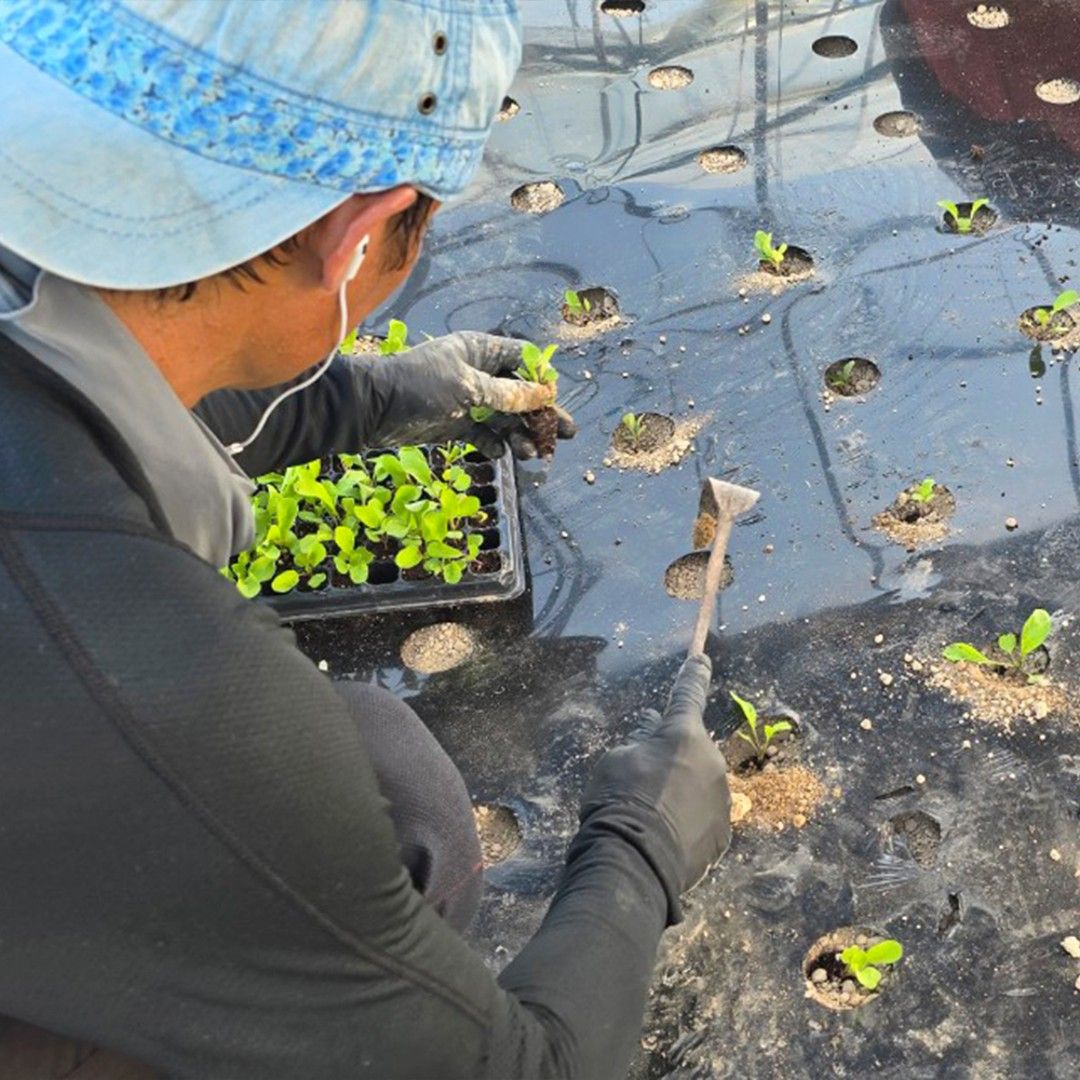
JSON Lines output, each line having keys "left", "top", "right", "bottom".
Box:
{"left": 754, "top": 229, "right": 788, "bottom": 271}
{"left": 620, "top": 411, "right": 645, "bottom": 448}
{"left": 563, "top": 289, "right": 591, "bottom": 317}
{"left": 827, "top": 359, "right": 857, "bottom": 391}
{"left": 731, "top": 691, "right": 792, "bottom": 764}
{"left": 379, "top": 318, "right": 409, "bottom": 355}
{"left": 1032, "top": 289, "right": 1079, "bottom": 328}
{"left": 943, "top": 608, "right": 1053, "bottom": 684}
{"left": 840, "top": 940, "right": 903, "bottom": 990}
{"left": 910, "top": 476, "right": 936, "bottom": 503}
{"left": 937, "top": 197, "right": 990, "bottom": 234}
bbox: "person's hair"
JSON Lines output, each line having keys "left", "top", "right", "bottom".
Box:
{"left": 156, "top": 192, "right": 437, "bottom": 302}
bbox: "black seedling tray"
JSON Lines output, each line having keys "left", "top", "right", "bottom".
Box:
{"left": 268, "top": 447, "right": 525, "bottom": 623}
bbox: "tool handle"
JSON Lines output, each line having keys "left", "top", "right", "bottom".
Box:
{"left": 688, "top": 517, "right": 734, "bottom": 657}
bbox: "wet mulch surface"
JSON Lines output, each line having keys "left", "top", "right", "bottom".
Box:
{"left": 473, "top": 804, "right": 522, "bottom": 865}
{"left": 606, "top": 415, "right": 702, "bottom": 473}
{"left": 872, "top": 483, "right": 956, "bottom": 549}
{"left": 803, "top": 928, "right": 898, "bottom": 1011}
{"left": 401, "top": 622, "right": 478, "bottom": 674}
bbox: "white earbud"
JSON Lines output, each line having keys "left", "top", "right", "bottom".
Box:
{"left": 225, "top": 234, "right": 371, "bottom": 457}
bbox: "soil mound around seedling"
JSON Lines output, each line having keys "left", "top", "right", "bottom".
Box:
{"left": 727, "top": 764, "right": 825, "bottom": 831}
{"left": 873, "top": 110, "right": 920, "bottom": 137}
{"left": 647, "top": 65, "right": 693, "bottom": 90}
{"left": 940, "top": 202, "right": 997, "bottom": 234}
{"left": 966, "top": 5, "right": 1009, "bottom": 30}
{"left": 872, "top": 483, "right": 956, "bottom": 550}
{"left": 401, "top": 622, "right": 477, "bottom": 674}
{"left": 559, "top": 286, "right": 621, "bottom": 339}
{"left": 605, "top": 415, "right": 703, "bottom": 474}
{"left": 510, "top": 181, "right": 564, "bottom": 214}
{"left": 1018, "top": 306, "right": 1078, "bottom": 345}
{"left": 473, "top": 804, "right": 522, "bottom": 865}
{"left": 803, "top": 928, "right": 898, "bottom": 1011}
{"left": 697, "top": 145, "right": 747, "bottom": 174}
{"left": 923, "top": 655, "right": 1070, "bottom": 730}
{"left": 823, "top": 357, "right": 881, "bottom": 398}
{"left": 723, "top": 717, "right": 799, "bottom": 775}
{"left": 737, "top": 247, "right": 814, "bottom": 294}
{"left": 663, "top": 551, "right": 733, "bottom": 599}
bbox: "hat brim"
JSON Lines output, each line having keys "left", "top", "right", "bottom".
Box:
{"left": 0, "top": 44, "right": 348, "bottom": 289}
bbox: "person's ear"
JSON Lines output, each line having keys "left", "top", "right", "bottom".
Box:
{"left": 312, "top": 187, "right": 419, "bottom": 291}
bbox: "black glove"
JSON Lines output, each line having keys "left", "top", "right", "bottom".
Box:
{"left": 348, "top": 331, "right": 576, "bottom": 459}
{"left": 578, "top": 654, "right": 731, "bottom": 925}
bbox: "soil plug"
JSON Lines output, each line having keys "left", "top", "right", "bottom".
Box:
{"left": 688, "top": 478, "right": 760, "bottom": 657}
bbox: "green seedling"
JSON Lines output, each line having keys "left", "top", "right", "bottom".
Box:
{"left": 1032, "top": 289, "right": 1079, "bottom": 328}
{"left": 943, "top": 608, "right": 1053, "bottom": 684}
{"left": 564, "top": 289, "right": 592, "bottom": 317}
{"left": 620, "top": 412, "right": 645, "bottom": 448}
{"left": 827, "top": 359, "right": 857, "bottom": 391}
{"left": 937, "top": 197, "right": 989, "bottom": 234}
{"left": 516, "top": 341, "right": 559, "bottom": 386}
{"left": 754, "top": 229, "right": 788, "bottom": 271}
{"left": 340, "top": 327, "right": 359, "bottom": 355}
{"left": 839, "top": 940, "right": 903, "bottom": 991}
{"left": 731, "top": 692, "right": 792, "bottom": 765}
{"left": 910, "top": 477, "right": 936, "bottom": 503}
{"left": 378, "top": 318, "right": 409, "bottom": 355}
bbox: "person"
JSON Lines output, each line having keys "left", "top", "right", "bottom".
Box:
{"left": 0, "top": 3, "right": 731, "bottom": 1078}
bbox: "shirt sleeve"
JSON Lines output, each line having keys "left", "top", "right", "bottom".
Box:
{"left": 5, "top": 521, "right": 673, "bottom": 1080}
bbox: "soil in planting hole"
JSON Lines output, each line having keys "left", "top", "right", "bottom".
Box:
{"left": 737, "top": 246, "right": 815, "bottom": 296}
{"left": 605, "top": 414, "right": 704, "bottom": 474}
{"left": 473, "top": 804, "right": 522, "bottom": 865}
{"left": 663, "top": 550, "right": 733, "bottom": 599}
{"left": 873, "top": 110, "right": 920, "bottom": 137}
{"left": 940, "top": 202, "right": 997, "bottom": 234}
{"left": 803, "top": 928, "right": 898, "bottom": 1011}
{"left": 889, "top": 810, "right": 942, "bottom": 868}
{"left": 400, "top": 622, "right": 478, "bottom": 674}
{"left": 600, "top": 0, "right": 645, "bottom": 15}
{"left": 872, "top": 482, "right": 956, "bottom": 550}
{"left": 1035, "top": 78, "right": 1080, "bottom": 106}
{"left": 496, "top": 96, "right": 520, "bottom": 122}
{"left": 697, "top": 145, "right": 747, "bottom": 174}
{"left": 647, "top": 65, "right": 693, "bottom": 91}
{"left": 523, "top": 406, "right": 560, "bottom": 458}
{"left": 824, "top": 357, "right": 881, "bottom": 398}
{"left": 560, "top": 286, "right": 621, "bottom": 337}
{"left": 923, "top": 652, "right": 1070, "bottom": 731}
{"left": 722, "top": 715, "right": 799, "bottom": 775}
{"left": 1018, "top": 305, "right": 1077, "bottom": 343}
{"left": 812, "top": 35, "right": 858, "bottom": 58}
{"left": 510, "top": 181, "right": 565, "bottom": 214}
{"left": 966, "top": 5, "right": 1009, "bottom": 29}
{"left": 610, "top": 411, "right": 675, "bottom": 455}
{"left": 727, "top": 764, "right": 826, "bottom": 832}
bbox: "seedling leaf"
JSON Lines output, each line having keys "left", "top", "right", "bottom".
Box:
{"left": 857, "top": 966, "right": 882, "bottom": 990}
{"left": 943, "top": 642, "right": 995, "bottom": 666}
{"left": 997, "top": 633, "right": 1016, "bottom": 656}
{"left": 730, "top": 691, "right": 757, "bottom": 733}
{"left": 863, "top": 940, "right": 903, "bottom": 966}
{"left": 271, "top": 570, "right": 299, "bottom": 594}
{"left": 1019, "top": 608, "right": 1051, "bottom": 656}
{"left": 1051, "top": 289, "right": 1079, "bottom": 315}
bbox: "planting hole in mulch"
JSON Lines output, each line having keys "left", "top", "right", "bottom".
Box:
{"left": 697, "top": 145, "right": 747, "bottom": 174}
{"left": 400, "top": 622, "right": 478, "bottom": 674}
{"left": 1018, "top": 305, "right": 1076, "bottom": 343}
{"left": 722, "top": 713, "right": 800, "bottom": 776}
{"left": 510, "top": 180, "right": 565, "bottom": 214}
{"left": 1034, "top": 78, "right": 1080, "bottom": 106}
{"left": 611, "top": 411, "right": 675, "bottom": 455}
{"left": 966, "top": 5, "right": 1010, "bottom": 29}
{"left": 940, "top": 202, "right": 997, "bottom": 234}
{"left": 741, "top": 246, "right": 815, "bottom": 294}
{"left": 473, "top": 804, "right": 522, "bottom": 865}
{"left": 922, "top": 653, "right": 1069, "bottom": 731}
{"left": 872, "top": 482, "right": 956, "bottom": 550}
{"left": 873, "top": 110, "right": 920, "bottom": 137}
{"left": 663, "top": 550, "right": 732, "bottom": 600}
{"left": 803, "top": 928, "right": 898, "bottom": 1011}
{"left": 605, "top": 414, "right": 703, "bottom": 474}
{"left": 647, "top": 65, "right": 693, "bottom": 91}
{"left": 560, "top": 286, "right": 621, "bottom": 338}
{"left": 824, "top": 357, "right": 881, "bottom": 398}
{"left": 811, "top": 35, "right": 858, "bottom": 59}
{"left": 600, "top": 0, "right": 645, "bottom": 15}
{"left": 889, "top": 810, "right": 942, "bottom": 868}
{"left": 496, "top": 96, "right": 520, "bottom": 122}
{"left": 728, "top": 764, "right": 826, "bottom": 832}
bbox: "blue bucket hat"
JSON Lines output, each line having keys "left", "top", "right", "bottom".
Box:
{"left": 0, "top": 0, "right": 521, "bottom": 289}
